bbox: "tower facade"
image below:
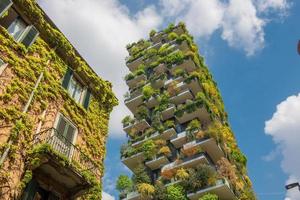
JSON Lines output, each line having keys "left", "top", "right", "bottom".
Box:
{"left": 0, "top": 0, "right": 117, "bottom": 199}
{"left": 118, "top": 23, "right": 255, "bottom": 200}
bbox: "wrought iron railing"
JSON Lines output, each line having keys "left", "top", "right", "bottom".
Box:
{"left": 33, "top": 128, "right": 99, "bottom": 177}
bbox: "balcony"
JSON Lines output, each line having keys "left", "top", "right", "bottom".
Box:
{"left": 176, "top": 107, "right": 211, "bottom": 124}
{"left": 170, "top": 131, "right": 187, "bottom": 148}
{"left": 132, "top": 128, "right": 176, "bottom": 148}
{"left": 164, "top": 76, "right": 185, "bottom": 88}
{"left": 169, "top": 40, "right": 190, "bottom": 52}
{"left": 187, "top": 179, "right": 237, "bottom": 200}
{"left": 126, "top": 74, "right": 147, "bottom": 89}
{"left": 126, "top": 56, "right": 144, "bottom": 72}
{"left": 183, "top": 138, "right": 224, "bottom": 164}
{"left": 122, "top": 191, "right": 141, "bottom": 200}
{"left": 162, "top": 153, "right": 209, "bottom": 171}
{"left": 169, "top": 58, "right": 197, "bottom": 75}
{"left": 125, "top": 94, "right": 143, "bottom": 114}
{"left": 169, "top": 89, "right": 193, "bottom": 105}
{"left": 32, "top": 128, "right": 98, "bottom": 198}
{"left": 145, "top": 96, "right": 160, "bottom": 108}
{"left": 150, "top": 31, "right": 168, "bottom": 44}
{"left": 123, "top": 119, "right": 150, "bottom": 134}
{"left": 122, "top": 152, "right": 145, "bottom": 171}
{"left": 186, "top": 78, "right": 202, "bottom": 96}
{"left": 161, "top": 105, "right": 176, "bottom": 121}
{"left": 151, "top": 75, "right": 166, "bottom": 89}
{"left": 145, "top": 155, "right": 170, "bottom": 170}
{"left": 153, "top": 63, "right": 167, "bottom": 76}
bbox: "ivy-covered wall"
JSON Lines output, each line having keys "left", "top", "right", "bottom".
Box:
{"left": 0, "top": 1, "right": 117, "bottom": 199}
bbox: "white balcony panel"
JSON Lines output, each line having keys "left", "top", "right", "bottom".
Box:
{"left": 176, "top": 107, "right": 211, "bottom": 124}
{"left": 122, "top": 191, "right": 141, "bottom": 200}
{"left": 170, "top": 131, "right": 187, "bottom": 148}
{"left": 122, "top": 152, "right": 145, "bottom": 171}
{"left": 126, "top": 56, "right": 143, "bottom": 72}
{"left": 145, "top": 96, "right": 160, "bottom": 108}
{"left": 125, "top": 95, "right": 143, "bottom": 114}
{"left": 161, "top": 105, "right": 176, "bottom": 121}
{"left": 126, "top": 74, "right": 147, "bottom": 89}
{"left": 169, "top": 58, "right": 197, "bottom": 75}
{"left": 184, "top": 138, "right": 224, "bottom": 164}
{"left": 145, "top": 156, "right": 170, "bottom": 170}
{"left": 123, "top": 119, "right": 150, "bottom": 134}
{"left": 169, "top": 89, "right": 193, "bottom": 105}
{"left": 187, "top": 179, "right": 237, "bottom": 200}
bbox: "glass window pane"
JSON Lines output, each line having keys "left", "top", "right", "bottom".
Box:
{"left": 66, "top": 125, "right": 75, "bottom": 144}
{"left": 56, "top": 116, "right": 67, "bottom": 135}
{"left": 7, "top": 17, "right": 27, "bottom": 40}
{"left": 73, "top": 84, "right": 83, "bottom": 103}
{"left": 68, "top": 78, "right": 76, "bottom": 97}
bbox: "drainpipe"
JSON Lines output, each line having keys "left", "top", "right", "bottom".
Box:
{"left": 0, "top": 71, "right": 44, "bottom": 166}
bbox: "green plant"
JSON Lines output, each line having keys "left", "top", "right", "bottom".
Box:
{"left": 149, "top": 29, "right": 157, "bottom": 37}
{"left": 164, "top": 23, "right": 175, "bottom": 34}
{"left": 175, "top": 168, "right": 189, "bottom": 180}
{"left": 125, "top": 73, "right": 135, "bottom": 81}
{"left": 165, "top": 51, "right": 185, "bottom": 66}
{"left": 199, "top": 193, "right": 219, "bottom": 200}
{"left": 116, "top": 175, "right": 132, "bottom": 192}
{"left": 132, "top": 165, "right": 151, "bottom": 184}
{"left": 142, "top": 140, "right": 157, "bottom": 160}
{"left": 164, "top": 120, "right": 175, "bottom": 129}
{"left": 142, "top": 85, "right": 156, "bottom": 100}
{"left": 137, "top": 183, "right": 155, "bottom": 198}
{"left": 122, "top": 115, "right": 133, "bottom": 127}
{"left": 168, "top": 32, "right": 179, "bottom": 40}
{"left": 158, "top": 146, "right": 171, "bottom": 156}
{"left": 186, "top": 119, "right": 201, "bottom": 132}
{"left": 136, "top": 106, "right": 149, "bottom": 120}
{"left": 166, "top": 185, "right": 187, "bottom": 200}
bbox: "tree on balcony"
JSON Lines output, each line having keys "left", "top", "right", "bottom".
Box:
{"left": 166, "top": 185, "right": 187, "bottom": 200}
{"left": 116, "top": 175, "right": 133, "bottom": 194}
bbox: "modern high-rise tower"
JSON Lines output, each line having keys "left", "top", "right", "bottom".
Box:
{"left": 117, "top": 23, "right": 256, "bottom": 200}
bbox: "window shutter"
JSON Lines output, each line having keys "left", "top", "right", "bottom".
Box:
{"left": 20, "top": 25, "right": 39, "bottom": 48}
{"left": 83, "top": 89, "right": 91, "bottom": 109}
{"left": 0, "top": 0, "right": 12, "bottom": 17}
{"left": 62, "top": 67, "right": 73, "bottom": 89}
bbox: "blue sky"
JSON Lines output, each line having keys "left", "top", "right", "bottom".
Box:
{"left": 38, "top": 0, "right": 300, "bottom": 199}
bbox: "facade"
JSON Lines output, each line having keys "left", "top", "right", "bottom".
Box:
{"left": 118, "top": 23, "right": 256, "bottom": 200}
{"left": 0, "top": 0, "right": 117, "bottom": 199}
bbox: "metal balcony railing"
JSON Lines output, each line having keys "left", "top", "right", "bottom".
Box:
{"left": 33, "top": 128, "right": 99, "bottom": 177}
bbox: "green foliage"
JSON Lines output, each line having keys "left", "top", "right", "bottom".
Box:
{"left": 142, "top": 140, "right": 157, "bottom": 160}
{"left": 231, "top": 149, "right": 247, "bottom": 167}
{"left": 116, "top": 175, "right": 132, "bottom": 192}
{"left": 164, "top": 120, "right": 175, "bottom": 129}
{"left": 142, "top": 85, "right": 156, "bottom": 100}
{"left": 165, "top": 51, "right": 185, "bottom": 66}
{"left": 132, "top": 165, "right": 151, "bottom": 184}
{"left": 168, "top": 32, "right": 179, "bottom": 40}
{"left": 187, "top": 119, "right": 201, "bottom": 132}
{"left": 122, "top": 115, "right": 133, "bottom": 127}
{"left": 136, "top": 105, "right": 149, "bottom": 120}
{"left": 166, "top": 185, "right": 187, "bottom": 200}
{"left": 164, "top": 23, "right": 175, "bottom": 34}
{"left": 150, "top": 29, "right": 157, "bottom": 37}
{"left": 199, "top": 193, "right": 219, "bottom": 200}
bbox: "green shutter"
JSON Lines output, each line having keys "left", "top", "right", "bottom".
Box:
{"left": 83, "top": 89, "right": 91, "bottom": 109}
{"left": 20, "top": 25, "right": 39, "bottom": 48}
{"left": 21, "top": 179, "right": 38, "bottom": 200}
{"left": 0, "top": 0, "right": 12, "bottom": 17}
{"left": 62, "top": 67, "right": 73, "bottom": 89}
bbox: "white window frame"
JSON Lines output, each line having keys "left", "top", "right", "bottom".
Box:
{"left": 67, "top": 75, "right": 87, "bottom": 105}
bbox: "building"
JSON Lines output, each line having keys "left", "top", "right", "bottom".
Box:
{"left": 117, "top": 23, "right": 256, "bottom": 200}
{"left": 0, "top": 0, "right": 118, "bottom": 199}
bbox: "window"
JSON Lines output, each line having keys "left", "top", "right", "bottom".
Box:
{"left": 0, "top": 0, "right": 12, "bottom": 17}
{"left": 0, "top": 6, "right": 39, "bottom": 48}
{"left": 62, "top": 67, "right": 92, "bottom": 109}
{"left": 7, "top": 17, "right": 27, "bottom": 40}
{"left": 55, "top": 114, "right": 77, "bottom": 145}
{"left": 68, "top": 76, "right": 85, "bottom": 104}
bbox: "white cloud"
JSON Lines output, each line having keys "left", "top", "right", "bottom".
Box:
{"left": 221, "top": 0, "right": 265, "bottom": 56}
{"left": 38, "top": 0, "right": 163, "bottom": 138}
{"left": 265, "top": 93, "right": 300, "bottom": 199}
{"left": 255, "top": 0, "right": 290, "bottom": 13}
{"left": 102, "top": 192, "right": 115, "bottom": 200}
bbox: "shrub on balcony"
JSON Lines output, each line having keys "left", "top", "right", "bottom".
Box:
{"left": 187, "top": 119, "right": 201, "bottom": 132}
{"left": 164, "top": 23, "right": 175, "bottom": 34}
{"left": 183, "top": 164, "right": 216, "bottom": 192}
{"left": 231, "top": 149, "right": 247, "bottom": 169}
{"left": 142, "top": 85, "right": 157, "bottom": 100}
{"left": 199, "top": 193, "right": 219, "bottom": 200}
{"left": 164, "top": 120, "right": 175, "bottom": 129}
{"left": 125, "top": 73, "right": 135, "bottom": 81}
{"left": 142, "top": 140, "right": 157, "bottom": 160}
{"left": 158, "top": 146, "right": 171, "bottom": 156}
{"left": 122, "top": 115, "right": 134, "bottom": 127}
{"left": 116, "top": 175, "right": 133, "bottom": 193}
{"left": 166, "top": 185, "right": 188, "bottom": 200}
{"left": 168, "top": 32, "right": 179, "bottom": 41}
{"left": 174, "top": 68, "right": 186, "bottom": 77}
{"left": 161, "top": 168, "right": 176, "bottom": 180}
{"left": 144, "top": 48, "right": 158, "bottom": 60}
{"left": 176, "top": 168, "right": 189, "bottom": 180}
{"left": 150, "top": 29, "right": 157, "bottom": 37}
{"left": 137, "top": 183, "right": 155, "bottom": 198}
{"left": 132, "top": 164, "right": 151, "bottom": 184}
{"left": 154, "top": 181, "right": 167, "bottom": 200}
{"left": 181, "top": 146, "right": 203, "bottom": 158}
{"left": 120, "top": 143, "right": 138, "bottom": 158}
{"left": 136, "top": 106, "right": 149, "bottom": 120}
{"left": 152, "top": 113, "right": 164, "bottom": 133}
{"left": 165, "top": 51, "right": 185, "bottom": 66}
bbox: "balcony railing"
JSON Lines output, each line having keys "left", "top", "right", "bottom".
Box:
{"left": 33, "top": 128, "right": 99, "bottom": 177}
